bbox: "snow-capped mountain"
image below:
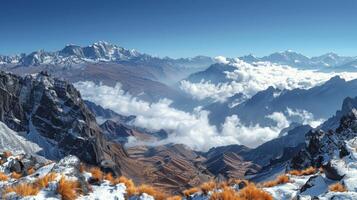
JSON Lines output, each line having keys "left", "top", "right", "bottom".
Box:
{"left": 0, "top": 41, "right": 214, "bottom": 69}
{"left": 0, "top": 41, "right": 145, "bottom": 66}
{"left": 239, "top": 50, "right": 357, "bottom": 70}
{"left": 205, "top": 76, "right": 357, "bottom": 127}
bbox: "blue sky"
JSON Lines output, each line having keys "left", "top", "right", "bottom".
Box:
{"left": 0, "top": 0, "right": 356, "bottom": 58}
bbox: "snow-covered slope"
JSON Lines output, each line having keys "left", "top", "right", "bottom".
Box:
{"left": 0, "top": 122, "right": 43, "bottom": 156}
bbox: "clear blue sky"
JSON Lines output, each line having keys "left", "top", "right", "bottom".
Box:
{"left": 0, "top": 0, "right": 356, "bottom": 58}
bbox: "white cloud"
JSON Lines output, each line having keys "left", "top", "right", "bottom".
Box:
{"left": 74, "top": 81, "right": 325, "bottom": 151}
{"left": 286, "top": 108, "right": 324, "bottom": 128}
{"left": 220, "top": 113, "right": 289, "bottom": 148}
{"left": 214, "top": 56, "right": 230, "bottom": 64}
{"left": 180, "top": 59, "right": 357, "bottom": 102}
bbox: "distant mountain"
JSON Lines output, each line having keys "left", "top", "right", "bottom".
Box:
{"left": 84, "top": 100, "right": 136, "bottom": 124}
{"left": 185, "top": 63, "right": 235, "bottom": 84}
{"left": 0, "top": 42, "right": 214, "bottom": 104}
{"left": 206, "top": 76, "right": 357, "bottom": 126}
{"left": 243, "top": 124, "right": 312, "bottom": 166}
{"left": 239, "top": 50, "right": 357, "bottom": 70}
{"left": 320, "top": 96, "right": 357, "bottom": 131}
{"left": 0, "top": 41, "right": 214, "bottom": 69}
{"left": 261, "top": 50, "right": 311, "bottom": 68}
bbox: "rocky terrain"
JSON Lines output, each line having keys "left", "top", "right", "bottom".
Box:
{"left": 1, "top": 44, "right": 357, "bottom": 199}
{"left": 0, "top": 71, "right": 148, "bottom": 180}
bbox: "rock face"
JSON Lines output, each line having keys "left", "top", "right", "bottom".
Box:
{"left": 290, "top": 106, "right": 357, "bottom": 179}
{"left": 84, "top": 100, "right": 136, "bottom": 124}
{"left": 0, "top": 71, "right": 127, "bottom": 174}
{"left": 299, "top": 175, "right": 328, "bottom": 196}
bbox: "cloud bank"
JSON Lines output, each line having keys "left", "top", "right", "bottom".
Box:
{"left": 180, "top": 59, "right": 357, "bottom": 102}
{"left": 75, "top": 81, "right": 324, "bottom": 151}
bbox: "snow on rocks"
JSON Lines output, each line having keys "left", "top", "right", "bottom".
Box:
{"left": 299, "top": 175, "right": 328, "bottom": 196}
{"left": 129, "top": 193, "right": 155, "bottom": 200}
{"left": 78, "top": 181, "right": 126, "bottom": 200}
{"left": 0, "top": 154, "right": 151, "bottom": 200}
{"left": 263, "top": 136, "right": 357, "bottom": 199}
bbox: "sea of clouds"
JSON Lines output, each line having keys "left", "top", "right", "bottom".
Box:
{"left": 74, "top": 58, "right": 357, "bottom": 151}
{"left": 180, "top": 58, "right": 357, "bottom": 102}
{"left": 75, "top": 81, "right": 324, "bottom": 151}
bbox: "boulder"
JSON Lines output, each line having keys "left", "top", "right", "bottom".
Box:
{"left": 51, "top": 155, "right": 91, "bottom": 194}
{"left": 300, "top": 175, "right": 328, "bottom": 197}
{"left": 322, "top": 162, "right": 345, "bottom": 181}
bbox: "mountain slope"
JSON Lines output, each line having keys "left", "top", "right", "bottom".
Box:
{"left": 0, "top": 71, "right": 135, "bottom": 175}
{"left": 206, "top": 76, "right": 357, "bottom": 126}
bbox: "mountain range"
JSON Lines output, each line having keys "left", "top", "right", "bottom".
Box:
{"left": 239, "top": 50, "right": 357, "bottom": 71}
{"left": 206, "top": 76, "right": 357, "bottom": 126}
{"left": 1, "top": 42, "right": 357, "bottom": 199}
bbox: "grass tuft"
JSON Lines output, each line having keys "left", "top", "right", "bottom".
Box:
{"left": 167, "top": 195, "right": 182, "bottom": 200}
{"left": 210, "top": 186, "right": 239, "bottom": 200}
{"left": 329, "top": 183, "right": 347, "bottom": 192}
{"left": 262, "top": 175, "right": 290, "bottom": 187}
{"left": 36, "top": 173, "right": 57, "bottom": 188}
{"left": 136, "top": 184, "right": 167, "bottom": 200}
{"left": 56, "top": 177, "right": 82, "bottom": 200}
{"left": 238, "top": 183, "right": 273, "bottom": 200}
{"left": 4, "top": 183, "right": 39, "bottom": 197}
{"left": 0, "top": 172, "right": 8, "bottom": 181}
{"left": 27, "top": 167, "right": 36, "bottom": 175}
{"left": 289, "top": 166, "right": 317, "bottom": 176}
{"left": 79, "top": 163, "right": 86, "bottom": 173}
{"left": 11, "top": 172, "right": 22, "bottom": 179}
{"left": 183, "top": 187, "right": 200, "bottom": 197}
{"left": 200, "top": 181, "right": 216, "bottom": 195}
{"left": 89, "top": 167, "right": 103, "bottom": 182}
{"left": 104, "top": 173, "right": 116, "bottom": 185}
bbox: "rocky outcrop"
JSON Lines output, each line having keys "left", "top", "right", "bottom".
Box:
{"left": 84, "top": 100, "right": 135, "bottom": 124}
{"left": 299, "top": 175, "right": 328, "bottom": 197}
{"left": 290, "top": 103, "right": 357, "bottom": 179}
{"left": 0, "top": 71, "right": 127, "bottom": 174}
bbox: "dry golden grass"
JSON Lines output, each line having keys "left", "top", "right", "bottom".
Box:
{"left": 167, "top": 195, "right": 182, "bottom": 200}
{"left": 4, "top": 183, "right": 40, "bottom": 197}
{"left": 11, "top": 172, "right": 22, "bottom": 179}
{"left": 183, "top": 187, "right": 200, "bottom": 197}
{"left": 104, "top": 173, "right": 116, "bottom": 184}
{"left": 289, "top": 166, "right": 317, "bottom": 176}
{"left": 201, "top": 181, "right": 217, "bottom": 195}
{"left": 0, "top": 172, "right": 8, "bottom": 181}
{"left": 210, "top": 183, "right": 273, "bottom": 200}
{"left": 27, "top": 167, "right": 36, "bottom": 175}
{"left": 56, "top": 177, "right": 82, "bottom": 200}
{"left": 79, "top": 163, "right": 86, "bottom": 173}
{"left": 118, "top": 176, "right": 135, "bottom": 188}
{"left": 217, "top": 181, "right": 229, "bottom": 189}
{"left": 228, "top": 179, "right": 249, "bottom": 188}
{"left": 329, "top": 183, "right": 347, "bottom": 192}
{"left": 89, "top": 167, "right": 103, "bottom": 182}
{"left": 115, "top": 176, "right": 136, "bottom": 196}
{"left": 262, "top": 175, "right": 290, "bottom": 187}
{"left": 135, "top": 184, "right": 167, "bottom": 200}
{"left": 36, "top": 173, "right": 57, "bottom": 188}
{"left": 238, "top": 183, "right": 273, "bottom": 200}
{"left": 210, "top": 186, "right": 239, "bottom": 200}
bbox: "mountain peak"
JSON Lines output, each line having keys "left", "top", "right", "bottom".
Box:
{"left": 325, "top": 75, "right": 345, "bottom": 84}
